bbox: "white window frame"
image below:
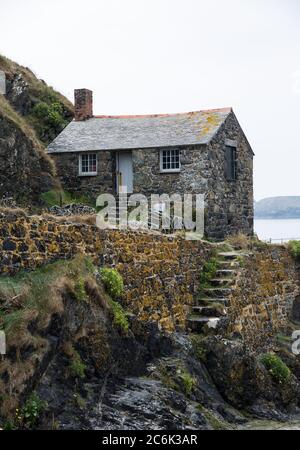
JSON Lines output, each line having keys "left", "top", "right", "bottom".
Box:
{"left": 160, "top": 149, "right": 181, "bottom": 173}
{"left": 78, "top": 153, "right": 98, "bottom": 176}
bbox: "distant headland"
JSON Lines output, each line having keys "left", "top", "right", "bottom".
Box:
{"left": 255, "top": 196, "right": 300, "bottom": 219}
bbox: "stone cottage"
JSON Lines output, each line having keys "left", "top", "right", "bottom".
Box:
{"left": 47, "top": 89, "right": 254, "bottom": 239}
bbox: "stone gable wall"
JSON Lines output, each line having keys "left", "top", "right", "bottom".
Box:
{"left": 205, "top": 112, "right": 254, "bottom": 239}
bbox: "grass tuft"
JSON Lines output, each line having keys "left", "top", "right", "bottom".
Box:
{"left": 261, "top": 353, "right": 291, "bottom": 384}
{"left": 287, "top": 240, "right": 300, "bottom": 260}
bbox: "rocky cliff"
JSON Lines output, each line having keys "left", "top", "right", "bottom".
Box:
{"left": 0, "top": 223, "right": 300, "bottom": 429}
{"left": 0, "top": 55, "right": 73, "bottom": 206}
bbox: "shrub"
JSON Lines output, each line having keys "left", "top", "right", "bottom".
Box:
{"left": 261, "top": 353, "right": 291, "bottom": 384}
{"left": 69, "top": 351, "right": 86, "bottom": 379}
{"left": 180, "top": 371, "right": 197, "bottom": 396}
{"left": 200, "top": 258, "right": 218, "bottom": 289}
{"left": 288, "top": 240, "right": 300, "bottom": 260}
{"left": 109, "top": 299, "right": 129, "bottom": 333}
{"left": 99, "top": 268, "right": 124, "bottom": 299}
{"left": 16, "top": 393, "right": 46, "bottom": 428}
{"left": 31, "top": 101, "right": 68, "bottom": 141}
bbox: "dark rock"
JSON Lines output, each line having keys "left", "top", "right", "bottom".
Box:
{"left": 204, "top": 336, "right": 300, "bottom": 416}
{"left": 3, "top": 238, "right": 16, "bottom": 251}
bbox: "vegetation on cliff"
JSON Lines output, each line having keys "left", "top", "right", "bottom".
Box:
{"left": 0, "top": 55, "right": 73, "bottom": 145}
{"left": 288, "top": 240, "right": 300, "bottom": 260}
{"left": 0, "top": 54, "right": 73, "bottom": 206}
{"left": 0, "top": 255, "right": 99, "bottom": 422}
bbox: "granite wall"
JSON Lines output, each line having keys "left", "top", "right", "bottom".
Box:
{"left": 227, "top": 245, "right": 299, "bottom": 350}
{"left": 0, "top": 211, "right": 214, "bottom": 331}
{"left": 50, "top": 150, "right": 115, "bottom": 200}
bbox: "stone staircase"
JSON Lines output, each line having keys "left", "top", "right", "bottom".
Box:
{"left": 187, "top": 251, "right": 241, "bottom": 333}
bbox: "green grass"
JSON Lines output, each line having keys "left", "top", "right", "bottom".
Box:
{"left": 69, "top": 351, "right": 86, "bottom": 379}
{"left": 199, "top": 258, "right": 218, "bottom": 290}
{"left": 197, "top": 405, "right": 232, "bottom": 430}
{"left": 0, "top": 255, "right": 94, "bottom": 339}
{"left": 276, "top": 334, "right": 292, "bottom": 345}
{"left": 99, "top": 268, "right": 124, "bottom": 299}
{"left": 108, "top": 298, "right": 129, "bottom": 334}
{"left": 261, "top": 353, "right": 291, "bottom": 384}
{"left": 41, "top": 189, "right": 94, "bottom": 208}
{"left": 74, "top": 277, "right": 88, "bottom": 302}
{"left": 288, "top": 240, "right": 300, "bottom": 260}
{"left": 180, "top": 371, "right": 197, "bottom": 396}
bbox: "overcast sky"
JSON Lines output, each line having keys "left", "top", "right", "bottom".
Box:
{"left": 0, "top": 0, "right": 299, "bottom": 200}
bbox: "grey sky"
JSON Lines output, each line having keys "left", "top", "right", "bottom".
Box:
{"left": 0, "top": 0, "right": 299, "bottom": 200}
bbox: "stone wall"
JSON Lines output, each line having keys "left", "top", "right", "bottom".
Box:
{"left": 228, "top": 246, "right": 299, "bottom": 350}
{"left": 205, "top": 112, "right": 254, "bottom": 239}
{"left": 132, "top": 112, "right": 254, "bottom": 239}
{"left": 50, "top": 150, "right": 115, "bottom": 200}
{"left": 0, "top": 212, "right": 214, "bottom": 331}
{"left": 1, "top": 213, "right": 295, "bottom": 338}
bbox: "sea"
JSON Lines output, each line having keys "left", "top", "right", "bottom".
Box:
{"left": 255, "top": 218, "right": 300, "bottom": 243}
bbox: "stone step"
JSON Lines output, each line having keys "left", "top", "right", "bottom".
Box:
{"left": 197, "top": 297, "right": 230, "bottom": 307}
{"left": 210, "top": 278, "right": 234, "bottom": 287}
{"left": 217, "top": 260, "right": 240, "bottom": 269}
{"left": 216, "top": 269, "right": 236, "bottom": 277}
{"left": 203, "top": 287, "right": 232, "bottom": 298}
{"left": 187, "top": 316, "right": 220, "bottom": 332}
{"left": 217, "top": 252, "right": 240, "bottom": 260}
{"left": 192, "top": 305, "right": 227, "bottom": 317}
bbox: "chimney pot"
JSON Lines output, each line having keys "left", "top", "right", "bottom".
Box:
{"left": 74, "top": 88, "right": 93, "bottom": 121}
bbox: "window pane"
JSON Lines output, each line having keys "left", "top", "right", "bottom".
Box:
{"left": 162, "top": 149, "right": 180, "bottom": 170}
{"left": 89, "top": 154, "right": 97, "bottom": 172}
{"left": 225, "top": 146, "right": 236, "bottom": 180}
{"left": 81, "top": 154, "right": 97, "bottom": 173}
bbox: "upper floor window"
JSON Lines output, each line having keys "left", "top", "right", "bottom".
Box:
{"left": 225, "top": 146, "right": 237, "bottom": 181}
{"left": 160, "top": 149, "right": 181, "bottom": 172}
{"left": 79, "top": 153, "right": 97, "bottom": 176}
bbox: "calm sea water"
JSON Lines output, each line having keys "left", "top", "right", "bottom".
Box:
{"left": 255, "top": 219, "right": 300, "bottom": 243}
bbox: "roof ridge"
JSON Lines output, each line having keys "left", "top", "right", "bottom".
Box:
{"left": 93, "top": 107, "right": 232, "bottom": 119}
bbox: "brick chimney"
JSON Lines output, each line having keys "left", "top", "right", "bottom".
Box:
{"left": 74, "top": 88, "right": 93, "bottom": 121}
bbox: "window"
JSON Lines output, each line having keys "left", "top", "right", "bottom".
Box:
{"left": 79, "top": 153, "right": 97, "bottom": 176}
{"left": 160, "top": 149, "right": 181, "bottom": 172}
{"left": 225, "top": 146, "right": 237, "bottom": 181}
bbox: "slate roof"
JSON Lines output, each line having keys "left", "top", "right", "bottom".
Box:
{"left": 47, "top": 108, "right": 232, "bottom": 153}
